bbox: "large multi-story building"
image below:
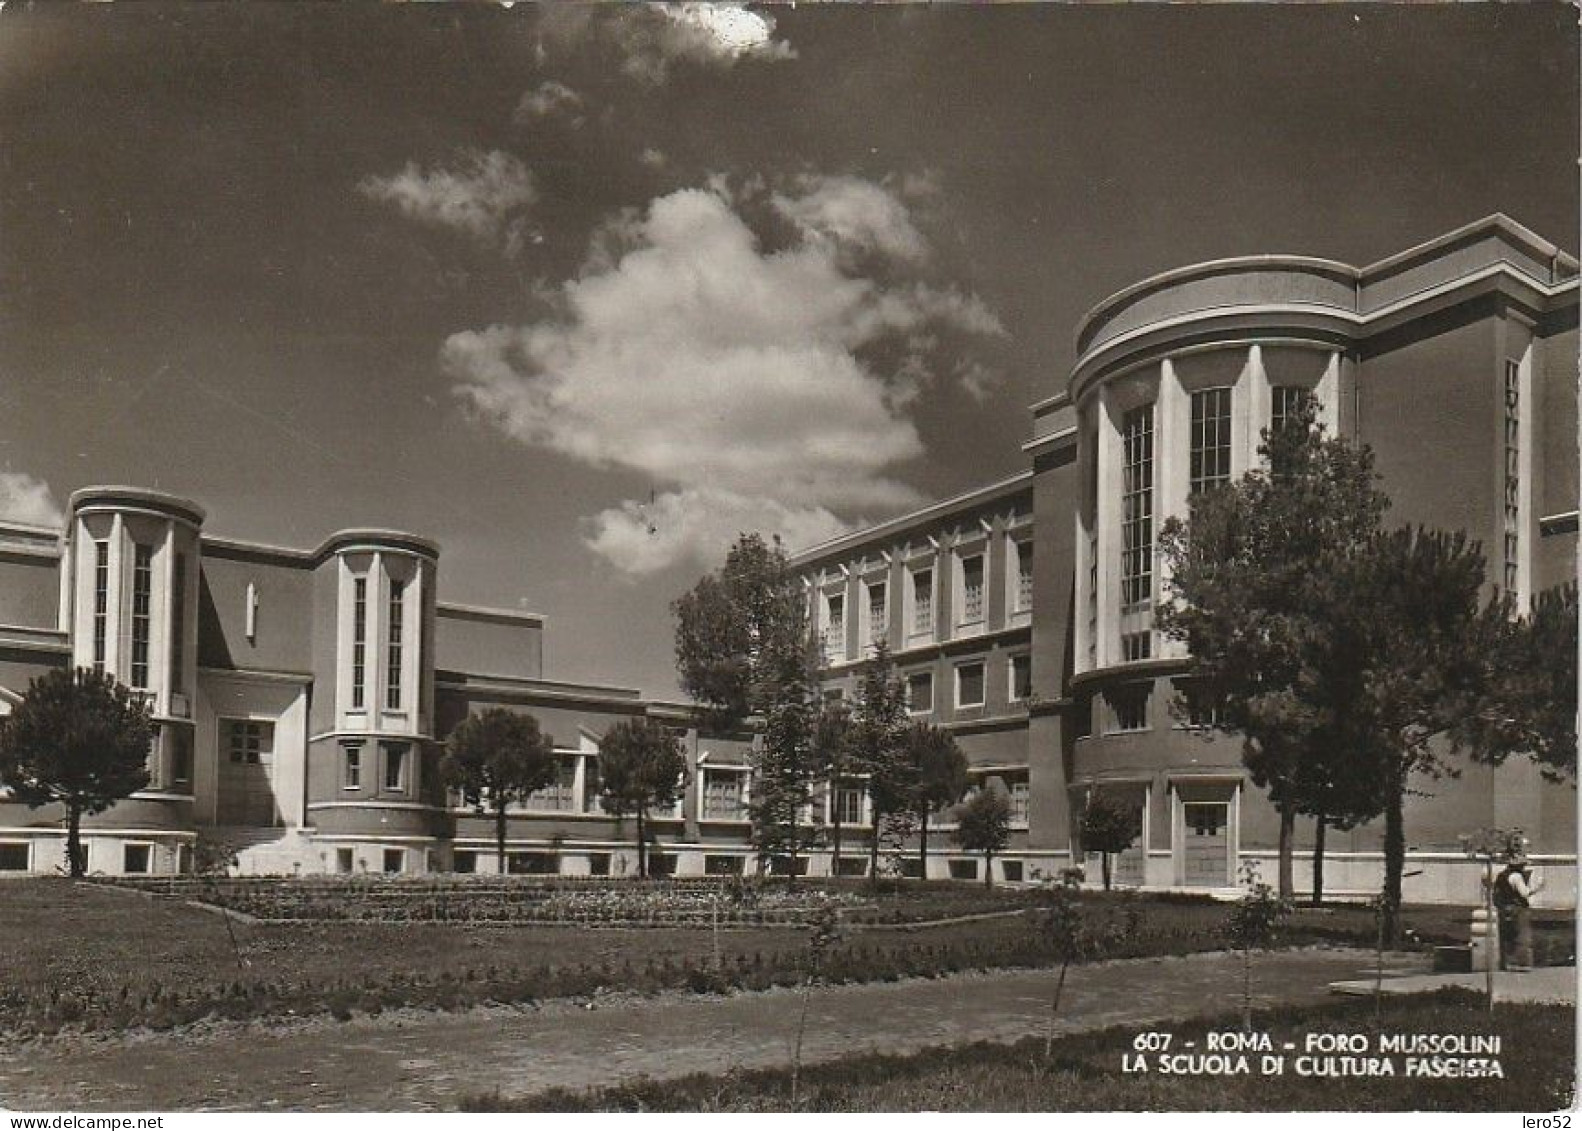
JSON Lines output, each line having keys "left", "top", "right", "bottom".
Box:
{"left": 0, "top": 486, "right": 763, "bottom": 878}
{"left": 794, "top": 214, "right": 1578, "bottom": 905}
{"left": 0, "top": 215, "right": 1574, "bottom": 903}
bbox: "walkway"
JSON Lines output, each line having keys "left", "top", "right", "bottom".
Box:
{"left": 0, "top": 947, "right": 1411, "bottom": 1112}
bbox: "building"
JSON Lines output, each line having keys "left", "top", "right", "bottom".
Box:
{"left": 793, "top": 214, "right": 1578, "bottom": 905}
{"left": 0, "top": 215, "right": 1575, "bottom": 902}
{"left": 0, "top": 486, "right": 764, "bottom": 877}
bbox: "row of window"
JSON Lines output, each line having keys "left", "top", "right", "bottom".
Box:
{"left": 1114, "top": 385, "right": 1318, "bottom": 652}
{"left": 900, "top": 653, "right": 1032, "bottom": 713}
{"left": 351, "top": 575, "right": 410, "bottom": 712}
{"left": 89, "top": 540, "right": 189, "bottom": 693}
{"left": 0, "top": 841, "right": 185, "bottom": 874}
{"left": 342, "top": 740, "right": 412, "bottom": 793}
{"left": 1094, "top": 680, "right": 1223, "bottom": 734}
{"left": 1503, "top": 358, "right": 1521, "bottom": 592}
{"left": 820, "top": 538, "right": 1033, "bottom": 661}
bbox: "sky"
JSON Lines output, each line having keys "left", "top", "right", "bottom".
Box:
{"left": 0, "top": 3, "right": 1575, "bottom": 699}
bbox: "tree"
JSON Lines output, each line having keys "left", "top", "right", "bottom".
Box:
{"left": 847, "top": 640, "right": 915, "bottom": 885}
{"left": 0, "top": 667, "right": 154, "bottom": 877}
{"left": 813, "top": 698, "right": 853, "bottom": 874}
{"left": 597, "top": 718, "right": 687, "bottom": 878}
{"left": 1079, "top": 793, "right": 1141, "bottom": 890}
{"left": 1456, "top": 583, "right": 1578, "bottom": 783}
{"left": 748, "top": 637, "right": 823, "bottom": 880}
{"left": 673, "top": 533, "right": 808, "bottom": 733}
{"left": 1158, "top": 395, "right": 1388, "bottom": 898}
{"left": 440, "top": 707, "right": 558, "bottom": 875}
{"left": 1329, "top": 527, "right": 1496, "bottom": 942}
{"left": 953, "top": 786, "right": 1012, "bottom": 887}
{"left": 1224, "top": 860, "right": 1292, "bottom": 1031}
{"left": 903, "top": 723, "right": 969, "bottom": 879}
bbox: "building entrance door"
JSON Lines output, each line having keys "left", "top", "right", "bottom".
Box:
{"left": 217, "top": 719, "right": 280, "bottom": 827}
{"left": 1182, "top": 801, "right": 1229, "bottom": 887}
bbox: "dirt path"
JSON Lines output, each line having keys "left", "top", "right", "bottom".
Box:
{"left": 0, "top": 947, "right": 1408, "bottom": 1112}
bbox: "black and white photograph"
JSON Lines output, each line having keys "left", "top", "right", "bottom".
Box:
{"left": 0, "top": 0, "right": 1575, "bottom": 1117}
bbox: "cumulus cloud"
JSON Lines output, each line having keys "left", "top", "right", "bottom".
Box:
{"left": 543, "top": 3, "right": 794, "bottom": 84}
{"left": 514, "top": 80, "right": 586, "bottom": 128}
{"left": 358, "top": 150, "right": 537, "bottom": 246}
{"left": 0, "top": 473, "right": 62, "bottom": 527}
{"left": 443, "top": 179, "right": 1001, "bottom": 574}
{"left": 772, "top": 174, "right": 929, "bottom": 265}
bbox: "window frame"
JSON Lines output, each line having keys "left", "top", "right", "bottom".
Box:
{"left": 382, "top": 742, "right": 409, "bottom": 794}
{"left": 906, "top": 670, "right": 934, "bottom": 715}
{"left": 955, "top": 660, "right": 986, "bottom": 709}
{"left": 342, "top": 742, "right": 363, "bottom": 791}
{"left": 1008, "top": 653, "right": 1032, "bottom": 703}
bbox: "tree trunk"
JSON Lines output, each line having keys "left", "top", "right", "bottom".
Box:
{"left": 983, "top": 850, "right": 993, "bottom": 888}
{"left": 1311, "top": 814, "right": 1327, "bottom": 906}
{"left": 918, "top": 812, "right": 929, "bottom": 882}
{"left": 830, "top": 781, "right": 843, "bottom": 879}
{"left": 495, "top": 801, "right": 508, "bottom": 875}
{"left": 1101, "top": 851, "right": 1112, "bottom": 891}
{"left": 636, "top": 808, "right": 648, "bottom": 879}
{"left": 868, "top": 803, "right": 881, "bottom": 890}
{"left": 1382, "top": 767, "right": 1406, "bottom": 945}
{"left": 66, "top": 804, "right": 84, "bottom": 879}
{"left": 1277, "top": 799, "right": 1296, "bottom": 899}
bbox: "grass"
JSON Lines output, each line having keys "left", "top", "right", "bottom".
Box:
{"left": 2, "top": 879, "right": 1571, "bottom": 1039}
{"left": 463, "top": 990, "right": 1576, "bottom": 1112}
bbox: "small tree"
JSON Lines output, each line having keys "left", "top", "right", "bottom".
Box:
{"left": 0, "top": 667, "right": 153, "bottom": 877}
{"left": 903, "top": 723, "right": 970, "bottom": 880}
{"left": 953, "top": 786, "right": 1011, "bottom": 887}
{"left": 441, "top": 708, "right": 558, "bottom": 875}
{"left": 813, "top": 698, "right": 853, "bottom": 874}
{"left": 1079, "top": 793, "right": 1141, "bottom": 891}
{"left": 847, "top": 641, "right": 914, "bottom": 887}
{"left": 598, "top": 718, "right": 687, "bottom": 878}
{"left": 749, "top": 638, "right": 823, "bottom": 880}
{"left": 1029, "top": 867, "right": 1088, "bottom": 1058}
{"left": 1224, "top": 860, "right": 1292, "bottom": 1031}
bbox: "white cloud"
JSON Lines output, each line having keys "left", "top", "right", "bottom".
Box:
{"left": 605, "top": 3, "right": 795, "bottom": 83}
{"left": 772, "top": 174, "right": 929, "bottom": 265}
{"left": 0, "top": 473, "right": 62, "bottom": 527}
{"left": 358, "top": 150, "right": 537, "bottom": 244}
{"left": 514, "top": 80, "right": 586, "bottom": 128}
{"left": 444, "top": 179, "right": 1002, "bottom": 575}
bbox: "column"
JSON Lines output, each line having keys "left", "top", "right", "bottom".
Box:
{"left": 572, "top": 753, "right": 588, "bottom": 814}
{"left": 1155, "top": 361, "right": 1189, "bottom": 658}
{"left": 160, "top": 520, "right": 176, "bottom": 717}
{"left": 1236, "top": 345, "right": 1269, "bottom": 478}
{"left": 1316, "top": 350, "right": 1342, "bottom": 437}
{"left": 107, "top": 512, "right": 125, "bottom": 677}
{"left": 1093, "top": 389, "right": 1121, "bottom": 669}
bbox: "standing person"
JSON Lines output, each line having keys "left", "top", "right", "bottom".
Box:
{"left": 1493, "top": 848, "right": 1543, "bottom": 970}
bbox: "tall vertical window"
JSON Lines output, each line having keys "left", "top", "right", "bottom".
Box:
{"left": 386, "top": 579, "right": 405, "bottom": 710}
{"left": 1189, "top": 388, "right": 1232, "bottom": 494}
{"left": 823, "top": 591, "right": 845, "bottom": 659}
{"left": 866, "top": 579, "right": 887, "bottom": 645}
{"left": 1503, "top": 359, "right": 1521, "bottom": 591}
{"left": 960, "top": 554, "right": 985, "bottom": 622}
{"left": 1014, "top": 540, "right": 1034, "bottom": 612}
{"left": 169, "top": 554, "right": 186, "bottom": 692}
{"left": 92, "top": 540, "right": 109, "bottom": 674}
{"left": 1270, "top": 385, "right": 1308, "bottom": 435}
{"left": 911, "top": 568, "right": 933, "bottom": 635}
{"left": 130, "top": 544, "right": 153, "bottom": 689}
{"left": 1120, "top": 404, "right": 1155, "bottom": 606}
{"left": 351, "top": 577, "right": 367, "bottom": 709}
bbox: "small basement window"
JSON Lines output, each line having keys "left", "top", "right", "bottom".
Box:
{"left": 0, "top": 843, "right": 29, "bottom": 871}
{"left": 382, "top": 848, "right": 405, "bottom": 874}
{"left": 123, "top": 844, "right": 152, "bottom": 875}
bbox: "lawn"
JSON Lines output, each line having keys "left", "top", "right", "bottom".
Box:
{"left": 467, "top": 990, "right": 1576, "bottom": 1112}
{"left": 1, "top": 878, "right": 1571, "bottom": 1039}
